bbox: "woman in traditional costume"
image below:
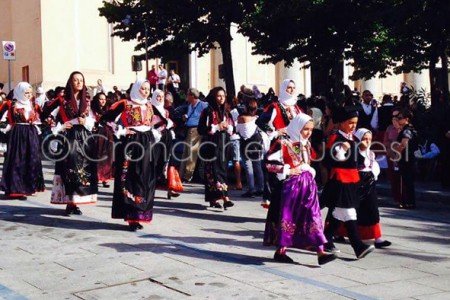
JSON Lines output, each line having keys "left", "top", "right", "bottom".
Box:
{"left": 1, "top": 82, "right": 45, "bottom": 199}
{"left": 150, "top": 89, "right": 183, "bottom": 199}
{"left": 102, "top": 79, "right": 158, "bottom": 231}
{"left": 198, "top": 87, "right": 235, "bottom": 209}
{"left": 258, "top": 79, "right": 303, "bottom": 209}
{"left": 91, "top": 92, "right": 114, "bottom": 188}
{"left": 42, "top": 72, "right": 98, "bottom": 215}
{"left": 264, "top": 113, "right": 336, "bottom": 265}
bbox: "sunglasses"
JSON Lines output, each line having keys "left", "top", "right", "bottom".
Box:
{"left": 392, "top": 114, "right": 404, "bottom": 120}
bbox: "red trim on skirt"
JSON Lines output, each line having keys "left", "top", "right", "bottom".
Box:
{"left": 336, "top": 222, "right": 382, "bottom": 240}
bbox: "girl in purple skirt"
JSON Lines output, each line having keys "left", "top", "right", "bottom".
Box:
{"left": 265, "top": 113, "right": 336, "bottom": 265}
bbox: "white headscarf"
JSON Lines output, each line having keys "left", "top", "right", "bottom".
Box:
{"left": 310, "top": 107, "right": 323, "bottom": 130}
{"left": 279, "top": 79, "right": 297, "bottom": 106}
{"left": 286, "top": 113, "right": 313, "bottom": 144}
{"left": 150, "top": 89, "right": 165, "bottom": 117}
{"left": 354, "top": 128, "right": 371, "bottom": 141}
{"left": 14, "top": 82, "right": 33, "bottom": 112}
{"left": 129, "top": 78, "right": 149, "bottom": 105}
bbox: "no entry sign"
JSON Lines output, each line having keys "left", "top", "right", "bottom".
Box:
{"left": 2, "top": 41, "right": 16, "bottom": 60}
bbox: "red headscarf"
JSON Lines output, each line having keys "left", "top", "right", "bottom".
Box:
{"left": 64, "top": 71, "right": 89, "bottom": 117}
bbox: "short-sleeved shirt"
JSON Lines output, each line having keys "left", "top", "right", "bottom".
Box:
{"left": 397, "top": 124, "right": 417, "bottom": 164}
{"left": 185, "top": 100, "right": 208, "bottom": 127}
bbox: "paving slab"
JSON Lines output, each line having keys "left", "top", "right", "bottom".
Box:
{"left": 1, "top": 160, "right": 449, "bottom": 299}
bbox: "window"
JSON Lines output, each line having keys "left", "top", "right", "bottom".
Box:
{"left": 22, "top": 66, "right": 29, "bottom": 82}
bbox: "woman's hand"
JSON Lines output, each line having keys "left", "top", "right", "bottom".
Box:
{"left": 219, "top": 121, "right": 228, "bottom": 131}
{"left": 290, "top": 166, "right": 301, "bottom": 176}
{"left": 278, "top": 128, "right": 287, "bottom": 136}
{"left": 78, "top": 117, "right": 85, "bottom": 126}
{"left": 63, "top": 122, "right": 73, "bottom": 130}
{"left": 126, "top": 128, "right": 136, "bottom": 135}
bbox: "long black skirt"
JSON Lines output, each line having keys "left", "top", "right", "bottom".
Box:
{"left": 263, "top": 173, "right": 283, "bottom": 246}
{"left": 112, "top": 130, "right": 156, "bottom": 222}
{"left": 51, "top": 125, "right": 98, "bottom": 204}
{"left": 202, "top": 132, "right": 229, "bottom": 202}
{"left": 96, "top": 125, "right": 114, "bottom": 183}
{"left": 357, "top": 171, "right": 379, "bottom": 226}
{"left": 1, "top": 124, "right": 45, "bottom": 195}
{"left": 152, "top": 129, "right": 173, "bottom": 185}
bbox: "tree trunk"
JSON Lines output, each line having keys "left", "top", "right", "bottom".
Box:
{"left": 440, "top": 52, "right": 449, "bottom": 104}
{"left": 429, "top": 53, "right": 438, "bottom": 107}
{"left": 331, "top": 55, "right": 344, "bottom": 100}
{"left": 218, "top": 35, "right": 236, "bottom": 101}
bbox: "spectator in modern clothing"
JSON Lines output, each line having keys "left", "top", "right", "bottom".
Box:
{"left": 113, "top": 86, "right": 123, "bottom": 99}
{"left": 147, "top": 65, "right": 158, "bottom": 92}
{"left": 94, "top": 79, "right": 108, "bottom": 95}
{"left": 236, "top": 98, "right": 265, "bottom": 198}
{"left": 157, "top": 64, "right": 168, "bottom": 91}
{"left": 383, "top": 107, "right": 401, "bottom": 205}
{"left": 400, "top": 82, "right": 411, "bottom": 96}
{"left": 167, "top": 70, "right": 181, "bottom": 105}
{"left": 357, "top": 90, "right": 378, "bottom": 132}
{"left": 415, "top": 131, "right": 441, "bottom": 181}
{"left": 393, "top": 108, "right": 417, "bottom": 209}
{"left": 54, "top": 86, "right": 65, "bottom": 100}
{"left": 179, "top": 88, "right": 208, "bottom": 182}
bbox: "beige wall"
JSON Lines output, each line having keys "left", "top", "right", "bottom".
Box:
{"left": 0, "top": 0, "right": 43, "bottom": 91}
{"left": 40, "top": 0, "right": 148, "bottom": 92}
{"left": 0, "top": 0, "right": 150, "bottom": 93}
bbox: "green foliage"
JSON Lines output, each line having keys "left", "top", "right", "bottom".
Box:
{"left": 99, "top": 0, "right": 257, "bottom": 96}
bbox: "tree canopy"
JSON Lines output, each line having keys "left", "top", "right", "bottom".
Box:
{"left": 99, "top": 0, "right": 257, "bottom": 98}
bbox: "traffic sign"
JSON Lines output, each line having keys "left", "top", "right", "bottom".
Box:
{"left": 2, "top": 41, "right": 16, "bottom": 60}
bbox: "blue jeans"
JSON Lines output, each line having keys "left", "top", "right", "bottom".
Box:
{"left": 243, "top": 158, "right": 264, "bottom": 193}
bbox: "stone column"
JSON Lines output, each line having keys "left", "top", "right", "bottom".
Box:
{"left": 362, "top": 78, "right": 380, "bottom": 98}
{"left": 189, "top": 50, "right": 198, "bottom": 88}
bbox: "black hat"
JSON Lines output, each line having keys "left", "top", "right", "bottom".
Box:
{"left": 334, "top": 105, "right": 359, "bottom": 123}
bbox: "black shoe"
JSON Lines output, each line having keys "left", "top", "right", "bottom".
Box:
{"left": 167, "top": 191, "right": 180, "bottom": 199}
{"left": 254, "top": 191, "right": 263, "bottom": 197}
{"left": 375, "top": 240, "right": 391, "bottom": 249}
{"left": 65, "top": 205, "right": 73, "bottom": 216}
{"left": 135, "top": 223, "right": 144, "bottom": 230}
{"left": 355, "top": 244, "right": 375, "bottom": 259}
{"left": 223, "top": 201, "right": 234, "bottom": 208}
{"left": 209, "top": 201, "right": 222, "bottom": 209}
{"left": 241, "top": 191, "right": 254, "bottom": 198}
{"left": 318, "top": 253, "right": 337, "bottom": 265}
{"left": 102, "top": 181, "right": 110, "bottom": 188}
{"left": 324, "top": 242, "right": 340, "bottom": 254}
{"left": 128, "top": 223, "right": 138, "bottom": 231}
{"left": 72, "top": 206, "right": 82, "bottom": 215}
{"left": 65, "top": 205, "right": 82, "bottom": 215}
{"left": 334, "top": 236, "right": 346, "bottom": 243}
{"left": 274, "top": 252, "right": 294, "bottom": 263}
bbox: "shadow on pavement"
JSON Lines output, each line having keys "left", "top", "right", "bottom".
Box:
{"left": 99, "top": 239, "right": 318, "bottom": 268}
{"left": 0, "top": 204, "right": 128, "bottom": 231}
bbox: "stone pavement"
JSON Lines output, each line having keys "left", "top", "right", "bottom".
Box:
{"left": 0, "top": 160, "right": 449, "bottom": 300}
